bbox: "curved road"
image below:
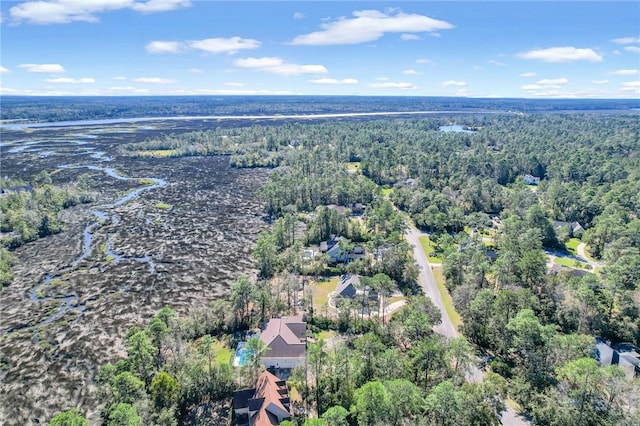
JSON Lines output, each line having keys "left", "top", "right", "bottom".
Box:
{"left": 405, "top": 227, "right": 530, "bottom": 426}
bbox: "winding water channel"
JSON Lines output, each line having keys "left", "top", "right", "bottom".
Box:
{"left": 22, "top": 142, "right": 168, "bottom": 335}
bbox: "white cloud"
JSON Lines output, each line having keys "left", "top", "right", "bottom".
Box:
{"left": 0, "top": 86, "right": 20, "bottom": 94}
{"left": 146, "top": 40, "right": 183, "bottom": 54}
{"left": 45, "top": 77, "right": 95, "bottom": 83}
{"left": 18, "top": 63, "right": 65, "bottom": 73}
{"left": 146, "top": 37, "right": 261, "bottom": 55}
{"left": 401, "top": 34, "right": 421, "bottom": 41}
{"left": 488, "top": 59, "right": 506, "bottom": 66}
{"left": 416, "top": 58, "right": 432, "bottom": 64}
{"left": 624, "top": 46, "right": 640, "bottom": 53}
{"left": 621, "top": 81, "right": 640, "bottom": 96}
{"left": 520, "top": 72, "right": 537, "bottom": 77}
{"left": 611, "top": 37, "right": 640, "bottom": 45}
{"left": 189, "top": 68, "right": 204, "bottom": 74}
{"left": 403, "top": 69, "right": 422, "bottom": 75}
{"left": 188, "top": 37, "right": 261, "bottom": 54}
{"left": 441, "top": 80, "right": 467, "bottom": 87}
{"left": 309, "top": 78, "right": 358, "bottom": 84}
{"left": 130, "top": 0, "right": 190, "bottom": 14}
{"left": 611, "top": 69, "right": 639, "bottom": 75}
{"left": 133, "top": 77, "right": 174, "bottom": 84}
{"left": 233, "top": 57, "right": 328, "bottom": 76}
{"left": 225, "top": 82, "right": 244, "bottom": 87}
{"left": 293, "top": 12, "right": 305, "bottom": 19}
{"left": 517, "top": 46, "right": 602, "bottom": 63}
{"left": 369, "top": 81, "right": 417, "bottom": 89}
{"left": 290, "top": 9, "right": 454, "bottom": 45}
{"left": 522, "top": 77, "right": 569, "bottom": 91}
{"left": 0, "top": 66, "right": 10, "bottom": 73}
{"left": 591, "top": 80, "right": 609, "bottom": 85}
{"left": 10, "top": 0, "right": 190, "bottom": 24}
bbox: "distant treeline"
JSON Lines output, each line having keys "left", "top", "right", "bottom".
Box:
{"left": 2, "top": 95, "right": 639, "bottom": 123}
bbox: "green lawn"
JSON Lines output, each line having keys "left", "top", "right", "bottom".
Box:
{"left": 381, "top": 188, "right": 393, "bottom": 197}
{"left": 419, "top": 235, "right": 442, "bottom": 263}
{"left": 212, "top": 339, "right": 233, "bottom": 365}
{"left": 553, "top": 256, "right": 589, "bottom": 269}
{"left": 432, "top": 266, "right": 462, "bottom": 330}
{"left": 565, "top": 238, "right": 581, "bottom": 256}
{"left": 311, "top": 277, "right": 338, "bottom": 312}
{"left": 316, "top": 330, "right": 337, "bottom": 340}
{"left": 346, "top": 162, "right": 361, "bottom": 173}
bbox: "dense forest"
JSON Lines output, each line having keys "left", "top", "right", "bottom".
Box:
{"left": 42, "top": 111, "right": 640, "bottom": 424}
{"left": 2, "top": 95, "right": 639, "bottom": 123}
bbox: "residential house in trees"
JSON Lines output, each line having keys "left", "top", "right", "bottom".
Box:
{"left": 335, "top": 274, "right": 360, "bottom": 298}
{"left": 232, "top": 370, "right": 293, "bottom": 426}
{"left": 320, "top": 235, "right": 365, "bottom": 263}
{"left": 522, "top": 174, "right": 541, "bottom": 185}
{"left": 259, "top": 316, "right": 306, "bottom": 375}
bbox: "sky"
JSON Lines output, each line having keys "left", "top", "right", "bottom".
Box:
{"left": 0, "top": 1, "right": 639, "bottom": 98}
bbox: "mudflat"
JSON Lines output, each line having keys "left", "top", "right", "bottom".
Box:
{"left": 0, "top": 122, "right": 269, "bottom": 424}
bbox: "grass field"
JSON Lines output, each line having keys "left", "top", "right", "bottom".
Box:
{"left": 554, "top": 256, "right": 589, "bottom": 269}
{"left": 432, "top": 266, "right": 462, "bottom": 330}
{"left": 346, "top": 162, "right": 361, "bottom": 173}
{"left": 381, "top": 188, "right": 393, "bottom": 197}
{"left": 311, "top": 277, "right": 338, "bottom": 312}
{"left": 213, "top": 339, "right": 233, "bottom": 365}
{"left": 316, "top": 330, "right": 337, "bottom": 340}
{"left": 565, "top": 238, "right": 581, "bottom": 256}
{"left": 419, "top": 235, "right": 442, "bottom": 263}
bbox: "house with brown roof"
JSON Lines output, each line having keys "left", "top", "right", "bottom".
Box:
{"left": 232, "top": 371, "right": 293, "bottom": 426}
{"left": 259, "top": 316, "right": 306, "bottom": 373}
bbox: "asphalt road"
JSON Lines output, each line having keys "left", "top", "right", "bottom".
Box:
{"left": 405, "top": 227, "right": 530, "bottom": 426}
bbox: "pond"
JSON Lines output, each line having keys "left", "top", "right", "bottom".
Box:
{"left": 439, "top": 125, "right": 476, "bottom": 133}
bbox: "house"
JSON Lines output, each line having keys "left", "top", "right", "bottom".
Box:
{"left": 351, "top": 203, "right": 364, "bottom": 215}
{"left": 335, "top": 274, "right": 360, "bottom": 298}
{"left": 553, "top": 220, "right": 585, "bottom": 238}
{"left": 522, "top": 174, "right": 540, "bottom": 185}
{"left": 570, "top": 221, "right": 585, "bottom": 236}
{"left": 405, "top": 178, "right": 418, "bottom": 188}
{"left": 259, "top": 316, "right": 306, "bottom": 373}
{"left": 232, "top": 370, "right": 293, "bottom": 426}
{"left": 596, "top": 340, "right": 640, "bottom": 379}
{"left": 320, "top": 235, "right": 339, "bottom": 253}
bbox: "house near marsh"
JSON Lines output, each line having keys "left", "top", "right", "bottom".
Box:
{"left": 232, "top": 370, "right": 293, "bottom": 426}
{"left": 259, "top": 316, "right": 306, "bottom": 375}
{"left": 320, "top": 235, "right": 365, "bottom": 263}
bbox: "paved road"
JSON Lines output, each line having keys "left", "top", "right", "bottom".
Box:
{"left": 405, "top": 227, "right": 530, "bottom": 426}
{"left": 405, "top": 227, "right": 457, "bottom": 338}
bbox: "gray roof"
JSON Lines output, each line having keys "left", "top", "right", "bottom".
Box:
{"left": 336, "top": 274, "right": 359, "bottom": 297}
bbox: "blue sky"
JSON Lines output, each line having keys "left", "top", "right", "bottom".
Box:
{"left": 1, "top": 1, "right": 639, "bottom": 98}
